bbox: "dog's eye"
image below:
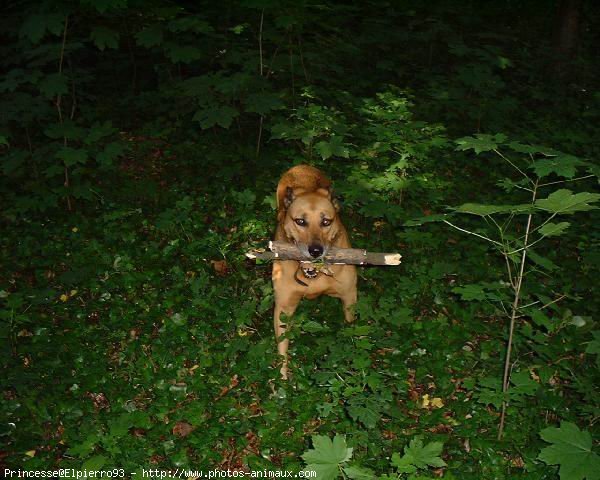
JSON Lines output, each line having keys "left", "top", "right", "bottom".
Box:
{"left": 321, "top": 218, "right": 332, "bottom": 227}
{"left": 294, "top": 218, "right": 307, "bottom": 226}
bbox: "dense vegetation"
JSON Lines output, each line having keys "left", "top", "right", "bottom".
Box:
{"left": 1, "top": 1, "right": 599, "bottom": 478}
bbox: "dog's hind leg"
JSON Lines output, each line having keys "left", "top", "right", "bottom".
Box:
{"left": 274, "top": 295, "right": 300, "bottom": 379}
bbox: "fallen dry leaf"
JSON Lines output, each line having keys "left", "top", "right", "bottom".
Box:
{"left": 421, "top": 394, "right": 444, "bottom": 409}
{"left": 172, "top": 421, "right": 194, "bottom": 438}
{"left": 211, "top": 260, "right": 229, "bottom": 276}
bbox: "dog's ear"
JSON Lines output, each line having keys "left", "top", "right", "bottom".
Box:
{"left": 316, "top": 186, "right": 341, "bottom": 211}
{"left": 332, "top": 195, "right": 341, "bottom": 212}
{"left": 328, "top": 187, "right": 341, "bottom": 211}
{"left": 283, "top": 186, "right": 295, "bottom": 209}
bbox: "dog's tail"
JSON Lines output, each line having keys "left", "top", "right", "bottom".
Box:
{"left": 276, "top": 164, "right": 332, "bottom": 213}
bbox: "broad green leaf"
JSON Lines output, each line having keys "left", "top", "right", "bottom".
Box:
{"left": 403, "top": 214, "right": 448, "bottom": 226}
{"left": 168, "top": 17, "right": 213, "bottom": 34}
{"left": 67, "top": 435, "right": 99, "bottom": 457}
{"left": 507, "top": 142, "right": 556, "bottom": 155}
{"left": 56, "top": 147, "right": 88, "bottom": 167}
{"left": 135, "top": 25, "right": 164, "bottom": 48}
{"left": 455, "top": 133, "right": 506, "bottom": 154}
{"left": 82, "top": 455, "right": 107, "bottom": 471}
{"left": 193, "top": 105, "right": 238, "bottom": 129}
{"left": 531, "top": 155, "right": 584, "bottom": 179}
{"left": 97, "top": 142, "right": 125, "bottom": 167}
{"left": 164, "top": 43, "right": 203, "bottom": 63}
{"left": 20, "top": 14, "right": 64, "bottom": 43}
{"left": 538, "top": 422, "right": 600, "bottom": 480}
{"left": 585, "top": 331, "right": 600, "bottom": 368}
{"left": 535, "top": 190, "right": 600, "bottom": 215}
{"left": 38, "top": 73, "right": 68, "bottom": 98}
{"left": 454, "top": 203, "right": 531, "bottom": 216}
{"left": 80, "top": 0, "right": 127, "bottom": 13}
{"left": 452, "top": 284, "right": 487, "bottom": 301}
{"left": 510, "top": 371, "right": 538, "bottom": 395}
{"left": 528, "top": 249, "right": 558, "bottom": 271}
{"left": 343, "top": 465, "right": 376, "bottom": 480}
{"left": 244, "top": 92, "right": 284, "bottom": 115}
{"left": 347, "top": 397, "right": 381, "bottom": 429}
{"left": 392, "top": 436, "right": 446, "bottom": 474}
{"left": 86, "top": 121, "right": 116, "bottom": 144}
{"left": 45, "top": 121, "right": 85, "bottom": 141}
{"left": 302, "top": 435, "right": 353, "bottom": 480}
{"left": 530, "top": 309, "right": 554, "bottom": 331}
{"left": 302, "top": 320, "right": 330, "bottom": 333}
{"left": 315, "top": 136, "right": 350, "bottom": 160}
{"left": 538, "top": 222, "right": 570, "bottom": 237}
{"left": 90, "top": 27, "right": 120, "bottom": 50}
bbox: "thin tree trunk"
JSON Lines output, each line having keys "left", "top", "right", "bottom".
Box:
{"left": 552, "top": 0, "right": 581, "bottom": 78}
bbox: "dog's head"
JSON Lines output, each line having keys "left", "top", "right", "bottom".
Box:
{"left": 281, "top": 186, "right": 341, "bottom": 259}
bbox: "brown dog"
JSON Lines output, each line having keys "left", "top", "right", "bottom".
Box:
{"left": 272, "top": 165, "right": 357, "bottom": 379}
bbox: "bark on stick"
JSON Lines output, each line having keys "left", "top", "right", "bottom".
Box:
{"left": 246, "top": 241, "right": 401, "bottom": 266}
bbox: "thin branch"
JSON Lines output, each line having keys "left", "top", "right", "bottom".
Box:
{"left": 256, "top": 9, "right": 265, "bottom": 157}
{"left": 494, "top": 149, "right": 532, "bottom": 185}
{"left": 443, "top": 220, "right": 503, "bottom": 247}
{"left": 56, "top": 15, "right": 72, "bottom": 211}
{"left": 518, "top": 300, "right": 540, "bottom": 310}
{"left": 498, "top": 179, "right": 538, "bottom": 439}
{"left": 538, "top": 174, "right": 595, "bottom": 188}
{"left": 258, "top": 9, "right": 264, "bottom": 77}
{"left": 512, "top": 184, "right": 534, "bottom": 193}
{"left": 539, "top": 294, "right": 566, "bottom": 311}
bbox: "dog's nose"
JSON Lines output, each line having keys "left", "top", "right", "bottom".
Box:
{"left": 308, "top": 244, "right": 324, "bottom": 258}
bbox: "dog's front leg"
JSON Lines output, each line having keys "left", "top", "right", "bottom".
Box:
{"left": 273, "top": 296, "right": 300, "bottom": 379}
{"left": 341, "top": 290, "right": 357, "bottom": 323}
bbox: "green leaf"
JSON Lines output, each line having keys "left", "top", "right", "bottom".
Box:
{"left": 38, "top": 73, "right": 68, "bottom": 99}
{"left": 455, "top": 133, "right": 506, "bottom": 154}
{"left": 538, "top": 222, "right": 570, "bottom": 237}
{"left": 168, "top": 17, "right": 213, "bottom": 34}
{"left": 244, "top": 92, "right": 284, "bottom": 115}
{"left": 90, "top": 27, "right": 120, "bottom": 50}
{"left": 97, "top": 142, "right": 125, "bottom": 167}
{"left": 302, "top": 435, "right": 353, "bottom": 480}
{"left": 535, "top": 190, "right": 600, "bottom": 215}
{"left": 452, "top": 284, "right": 488, "bottom": 301}
{"left": 507, "top": 142, "right": 556, "bottom": 155}
{"left": 392, "top": 436, "right": 446, "bottom": 474}
{"left": 347, "top": 397, "right": 381, "bottom": 428}
{"left": 343, "top": 465, "right": 376, "bottom": 480}
{"left": 20, "top": 14, "right": 64, "bottom": 43}
{"left": 585, "top": 331, "right": 600, "bottom": 368}
{"left": 531, "top": 155, "right": 584, "bottom": 179}
{"left": 510, "top": 371, "right": 538, "bottom": 396}
{"left": 454, "top": 203, "right": 531, "bottom": 216}
{"left": 538, "top": 422, "right": 600, "bottom": 480}
{"left": 82, "top": 455, "right": 107, "bottom": 471}
{"left": 403, "top": 214, "right": 448, "bottom": 226}
{"left": 193, "top": 105, "right": 238, "bottom": 129}
{"left": 315, "top": 136, "right": 349, "bottom": 160}
{"left": 135, "top": 25, "right": 164, "bottom": 48}
{"left": 528, "top": 249, "right": 558, "bottom": 271}
{"left": 56, "top": 147, "right": 88, "bottom": 167}
{"left": 80, "top": 0, "right": 127, "bottom": 13}
{"left": 530, "top": 309, "right": 554, "bottom": 331}
{"left": 164, "top": 43, "right": 203, "bottom": 63}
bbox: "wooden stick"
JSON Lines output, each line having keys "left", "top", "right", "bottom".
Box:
{"left": 246, "top": 241, "right": 401, "bottom": 266}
